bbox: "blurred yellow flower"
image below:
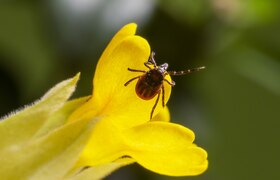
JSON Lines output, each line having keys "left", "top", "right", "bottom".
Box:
{"left": 68, "top": 23, "right": 208, "bottom": 176}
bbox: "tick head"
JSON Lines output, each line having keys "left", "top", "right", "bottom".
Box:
{"left": 158, "top": 63, "right": 169, "bottom": 74}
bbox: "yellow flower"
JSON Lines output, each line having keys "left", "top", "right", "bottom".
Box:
{"left": 0, "top": 23, "right": 207, "bottom": 179}
{"left": 68, "top": 23, "right": 208, "bottom": 176}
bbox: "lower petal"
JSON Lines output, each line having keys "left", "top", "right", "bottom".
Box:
{"left": 131, "top": 146, "right": 208, "bottom": 176}
{"left": 122, "top": 121, "right": 208, "bottom": 176}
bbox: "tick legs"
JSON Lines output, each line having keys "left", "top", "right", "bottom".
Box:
{"left": 161, "top": 85, "right": 165, "bottom": 107}
{"left": 144, "top": 62, "right": 153, "bottom": 70}
{"left": 150, "top": 90, "right": 161, "bottom": 120}
{"left": 147, "top": 51, "right": 157, "bottom": 68}
{"left": 168, "top": 66, "right": 205, "bottom": 75}
{"left": 130, "top": 51, "right": 157, "bottom": 71}
{"left": 125, "top": 68, "right": 145, "bottom": 86}
{"left": 124, "top": 76, "right": 141, "bottom": 86}
{"left": 150, "top": 86, "right": 166, "bottom": 120}
{"left": 127, "top": 68, "right": 146, "bottom": 73}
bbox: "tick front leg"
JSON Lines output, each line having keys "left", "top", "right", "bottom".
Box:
{"left": 148, "top": 51, "right": 157, "bottom": 68}
{"left": 144, "top": 61, "right": 153, "bottom": 70}
{"left": 124, "top": 76, "right": 140, "bottom": 86}
{"left": 128, "top": 68, "right": 146, "bottom": 73}
{"left": 150, "top": 91, "right": 161, "bottom": 120}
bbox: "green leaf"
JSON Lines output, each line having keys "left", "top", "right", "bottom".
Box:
{"left": 34, "top": 96, "right": 90, "bottom": 138}
{"left": 0, "top": 73, "right": 80, "bottom": 150}
{"left": 0, "top": 115, "right": 96, "bottom": 180}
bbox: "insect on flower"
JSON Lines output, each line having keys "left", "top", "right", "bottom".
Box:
{"left": 124, "top": 51, "right": 205, "bottom": 120}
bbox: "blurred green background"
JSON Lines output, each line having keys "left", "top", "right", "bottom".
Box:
{"left": 1, "top": 0, "right": 280, "bottom": 179}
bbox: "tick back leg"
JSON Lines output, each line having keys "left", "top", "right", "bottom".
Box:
{"left": 161, "top": 85, "right": 165, "bottom": 107}
{"left": 150, "top": 90, "right": 161, "bottom": 120}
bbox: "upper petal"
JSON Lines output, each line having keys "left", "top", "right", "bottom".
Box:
{"left": 94, "top": 23, "right": 137, "bottom": 87}
{"left": 68, "top": 23, "right": 138, "bottom": 123}
{"left": 122, "top": 121, "right": 208, "bottom": 176}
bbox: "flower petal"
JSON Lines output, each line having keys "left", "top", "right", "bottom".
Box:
{"left": 76, "top": 119, "right": 125, "bottom": 167}
{"left": 122, "top": 121, "right": 208, "bottom": 176}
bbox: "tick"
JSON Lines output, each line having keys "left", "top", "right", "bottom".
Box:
{"left": 124, "top": 51, "right": 205, "bottom": 120}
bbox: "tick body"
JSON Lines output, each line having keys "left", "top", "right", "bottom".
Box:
{"left": 124, "top": 51, "right": 205, "bottom": 120}
{"left": 136, "top": 69, "right": 164, "bottom": 100}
